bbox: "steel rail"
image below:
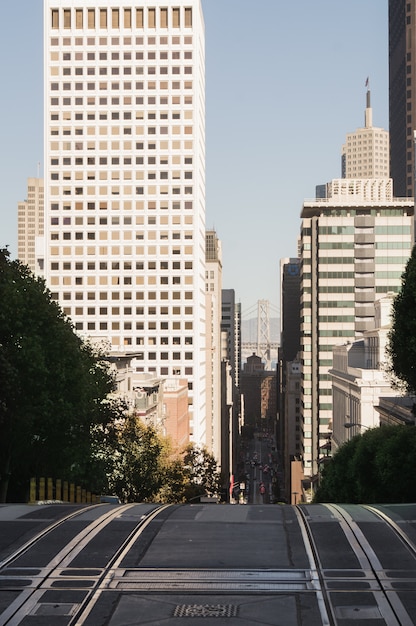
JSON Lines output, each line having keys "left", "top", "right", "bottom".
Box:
{"left": 327, "top": 504, "right": 414, "bottom": 626}
{"left": 69, "top": 503, "right": 173, "bottom": 626}
{"left": 294, "top": 505, "right": 333, "bottom": 626}
{"left": 0, "top": 503, "right": 137, "bottom": 626}
{"left": 0, "top": 504, "right": 99, "bottom": 571}
{"left": 364, "top": 504, "right": 416, "bottom": 554}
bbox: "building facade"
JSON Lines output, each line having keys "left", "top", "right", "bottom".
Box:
{"left": 220, "top": 289, "right": 241, "bottom": 495}
{"left": 299, "top": 179, "right": 414, "bottom": 484}
{"left": 18, "top": 178, "right": 44, "bottom": 274}
{"left": 389, "top": 0, "right": 416, "bottom": 197}
{"left": 341, "top": 88, "right": 389, "bottom": 179}
{"left": 205, "top": 230, "right": 223, "bottom": 466}
{"left": 43, "top": 1, "right": 207, "bottom": 443}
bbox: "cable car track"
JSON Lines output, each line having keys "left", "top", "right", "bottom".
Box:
{"left": 298, "top": 503, "right": 416, "bottom": 625}
{"left": 0, "top": 503, "right": 172, "bottom": 626}
{"left": 1, "top": 502, "right": 416, "bottom": 624}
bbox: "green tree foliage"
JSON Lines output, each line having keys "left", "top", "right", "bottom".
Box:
{"left": 0, "top": 249, "right": 117, "bottom": 501}
{"left": 387, "top": 245, "right": 416, "bottom": 394}
{"left": 315, "top": 426, "right": 416, "bottom": 504}
{"left": 181, "top": 444, "right": 221, "bottom": 502}
{"left": 109, "top": 415, "right": 165, "bottom": 502}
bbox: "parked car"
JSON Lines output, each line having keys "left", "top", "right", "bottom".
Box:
{"left": 100, "top": 495, "right": 121, "bottom": 504}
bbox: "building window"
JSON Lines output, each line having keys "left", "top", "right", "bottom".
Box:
{"left": 136, "top": 8, "right": 144, "bottom": 28}
{"left": 160, "top": 8, "right": 168, "bottom": 28}
{"left": 185, "top": 8, "right": 192, "bottom": 27}
{"left": 100, "top": 8, "right": 107, "bottom": 29}
{"left": 51, "top": 9, "right": 59, "bottom": 28}
{"left": 148, "top": 8, "right": 156, "bottom": 28}
{"left": 172, "top": 7, "right": 180, "bottom": 27}
{"left": 76, "top": 9, "right": 83, "bottom": 28}
{"left": 64, "top": 9, "right": 71, "bottom": 29}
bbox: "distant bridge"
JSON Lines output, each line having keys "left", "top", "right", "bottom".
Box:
{"left": 242, "top": 300, "right": 279, "bottom": 370}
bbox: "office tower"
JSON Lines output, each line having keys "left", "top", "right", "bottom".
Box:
{"left": 221, "top": 290, "right": 241, "bottom": 392}
{"left": 205, "top": 230, "right": 222, "bottom": 465}
{"left": 279, "top": 258, "right": 301, "bottom": 364}
{"left": 300, "top": 179, "right": 413, "bottom": 489}
{"left": 18, "top": 178, "right": 44, "bottom": 274}
{"left": 220, "top": 289, "right": 241, "bottom": 493}
{"left": 44, "top": 2, "right": 207, "bottom": 443}
{"left": 278, "top": 257, "right": 301, "bottom": 502}
{"left": 341, "top": 87, "right": 389, "bottom": 179}
{"left": 389, "top": 0, "right": 416, "bottom": 197}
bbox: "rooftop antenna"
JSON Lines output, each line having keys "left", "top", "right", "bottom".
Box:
{"left": 365, "top": 77, "right": 372, "bottom": 128}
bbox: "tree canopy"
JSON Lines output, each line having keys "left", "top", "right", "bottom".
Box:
{"left": 315, "top": 425, "right": 416, "bottom": 504}
{"left": 0, "top": 249, "right": 117, "bottom": 501}
{"left": 387, "top": 244, "right": 416, "bottom": 395}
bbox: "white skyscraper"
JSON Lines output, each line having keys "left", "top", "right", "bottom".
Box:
{"left": 341, "top": 87, "right": 389, "bottom": 180}
{"left": 18, "top": 177, "right": 44, "bottom": 274}
{"left": 43, "top": 1, "right": 207, "bottom": 443}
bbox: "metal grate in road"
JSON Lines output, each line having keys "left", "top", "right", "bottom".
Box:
{"left": 112, "top": 568, "right": 313, "bottom": 592}
{"left": 173, "top": 604, "right": 238, "bottom": 618}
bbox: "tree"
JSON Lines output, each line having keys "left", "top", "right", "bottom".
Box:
{"left": 0, "top": 249, "right": 117, "bottom": 501}
{"left": 315, "top": 426, "right": 416, "bottom": 504}
{"left": 387, "top": 245, "right": 416, "bottom": 395}
{"left": 181, "top": 444, "right": 221, "bottom": 502}
{"left": 109, "top": 415, "right": 165, "bottom": 502}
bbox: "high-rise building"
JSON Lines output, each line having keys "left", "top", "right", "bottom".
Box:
{"left": 388, "top": 0, "right": 416, "bottom": 197}
{"left": 300, "top": 179, "right": 413, "bottom": 486}
{"left": 43, "top": 1, "right": 207, "bottom": 443}
{"left": 341, "top": 87, "right": 389, "bottom": 179}
{"left": 18, "top": 178, "right": 44, "bottom": 274}
{"left": 220, "top": 289, "right": 241, "bottom": 493}
{"left": 205, "top": 230, "right": 223, "bottom": 466}
{"left": 278, "top": 257, "right": 301, "bottom": 502}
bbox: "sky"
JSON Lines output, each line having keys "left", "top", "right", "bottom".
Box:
{"left": 0, "top": 1, "right": 388, "bottom": 319}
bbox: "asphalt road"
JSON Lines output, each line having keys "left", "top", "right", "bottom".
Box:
{"left": 1, "top": 501, "right": 416, "bottom": 625}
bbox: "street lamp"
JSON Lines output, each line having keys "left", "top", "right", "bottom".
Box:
{"left": 344, "top": 422, "right": 370, "bottom": 430}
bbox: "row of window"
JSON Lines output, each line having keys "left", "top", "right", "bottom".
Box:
{"left": 68, "top": 321, "right": 193, "bottom": 333}
{"left": 55, "top": 291, "right": 194, "bottom": 300}
{"left": 51, "top": 155, "right": 192, "bottom": 165}
{"left": 51, "top": 111, "right": 192, "bottom": 122}
{"left": 50, "top": 35, "right": 193, "bottom": 49}
{"left": 50, "top": 95, "right": 192, "bottom": 107}
{"left": 50, "top": 140, "right": 194, "bottom": 150}
{"left": 49, "top": 216, "right": 192, "bottom": 226}
{"left": 302, "top": 285, "right": 400, "bottom": 294}
{"left": 49, "top": 200, "right": 194, "bottom": 211}
{"left": 51, "top": 7, "right": 193, "bottom": 31}
{"left": 50, "top": 232, "right": 193, "bottom": 241}
{"left": 316, "top": 241, "right": 410, "bottom": 250}
{"left": 53, "top": 50, "right": 192, "bottom": 62}
{"left": 49, "top": 246, "right": 194, "bottom": 257}
{"left": 304, "top": 255, "right": 409, "bottom": 265}
{"left": 50, "top": 260, "right": 192, "bottom": 271}
{"left": 50, "top": 80, "right": 193, "bottom": 91}
{"left": 51, "top": 172, "right": 193, "bottom": 181}
{"left": 60, "top": 304, "right": 192, "bottom": 316}
{"left": 51, "top": 276, "right": 189, "bottom": 286}
{"left": 310, "top": 223, "right": 411, "bottom": 236}
{"left": 49, "top": 186, "right": 194, "bottom": 195}
{"left": 51, "top": 65, "right": 193, "bottom": 76}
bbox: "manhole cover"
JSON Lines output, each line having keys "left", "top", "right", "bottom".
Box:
{"left": 32, "top": 603, "right": 78, "bottom": 616}
{"left": 335, "top": 605, "right": 382, "bottom": 619}
{"left": 174, "top": 604, "right": 238, "bottom": 618}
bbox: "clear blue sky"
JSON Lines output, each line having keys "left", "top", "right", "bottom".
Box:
{"left": 0, "top": 1, "right": 388, "bottom": 317}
